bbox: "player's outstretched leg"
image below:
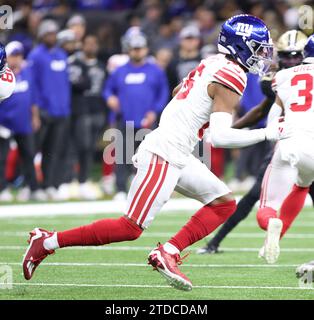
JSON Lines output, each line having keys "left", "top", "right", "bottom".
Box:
{"left": 257, "top": 205, "right": 282, "bottom": 263}
{"left": 22, "top": 216, "right": 142, "bottom": 280}
{"left": 197, "top": 185, "right": 260, "bottom": 254}
{"left": 148, "top": 197, "right": 236, "bottom": 291}
{"left": 198, "top": 150, "right": 273, "bottom": 255}
{"left": 23, "top": 151, "right": 179, "bottom": 281}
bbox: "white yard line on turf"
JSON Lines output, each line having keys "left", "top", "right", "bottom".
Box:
{"left": 2, "top": 231, "right": 314, "bottom": 239}
{"left": 0, "top": 196, "right": 312, "bottom": 218}
{"left": 0, "top": 262, "right": 298, "bottom": 268}
{"left": 0, "top": 198, "right": 199, "bottom": 218}
{"left": 3, "top": 220, "right": 314, "bottom": 228}
{"left": 1, "top": 245, "right": 314, "bottom": 252}
{"left": 238, "top": 222, "right": 314, "bottom": 227}
{"left": 7, "top": 282, "right": 314, "bottom": 290}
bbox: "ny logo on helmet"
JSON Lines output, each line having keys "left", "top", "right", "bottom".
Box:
{"left": 235, "top": 23, "right": 253, "bottom": 37}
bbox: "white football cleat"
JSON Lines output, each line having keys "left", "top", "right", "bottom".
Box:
{"left": 296, "top": 260, "right": 314, "bottom": 284}
{"left": 259, "top": 218, "right": 283, "bottom": 264}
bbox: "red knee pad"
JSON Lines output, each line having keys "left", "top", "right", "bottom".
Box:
{"left": 210, "top": 200, "right": 237, "bottom": 219}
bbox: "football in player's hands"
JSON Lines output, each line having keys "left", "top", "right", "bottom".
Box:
{"left": 264, "top": 116, "right": 293, "bottom": 141}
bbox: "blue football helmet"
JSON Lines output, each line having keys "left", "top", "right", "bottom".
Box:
{"left": 0, "top": 43, "right": 6, "bottom": 76}
{"left": 303, "top": 34, "right": 314, "bottom": 64}
{"left": 218, "top": 14, "right": 273, "bottom": 76}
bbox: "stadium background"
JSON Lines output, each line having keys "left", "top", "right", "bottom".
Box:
{"left": 0, "top": 0, "right": 313, "bottom": 202}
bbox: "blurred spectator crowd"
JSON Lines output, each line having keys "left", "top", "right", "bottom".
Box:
{"left": 0, "top": 0, "right": 313, "bottom": 202}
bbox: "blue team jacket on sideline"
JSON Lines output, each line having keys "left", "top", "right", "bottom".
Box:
{"left": 27, "top": 44, "right": 70, "bottom": 117}
{"left": 0, "top": 63, "right": 34, "bottom": 134}
{"left": 103, "top": 61, "right": 169, "bottom": 128}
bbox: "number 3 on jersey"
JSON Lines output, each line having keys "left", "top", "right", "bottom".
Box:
{"left": 177, "top": 64, "right": 205, "bottom": 100}
{"left": 290, "top": 74, "right": 313, "bottom": 112}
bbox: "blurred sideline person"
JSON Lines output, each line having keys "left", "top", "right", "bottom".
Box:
{"left": 66, "top": 14, "right": 86, "bottom": 50}
{"left": 101, "top": 27, "right": 142, "bottom": 196}
{"left": 56, "top": 29, "right": 90, "bottom": 200}
{"left": 28, "top": 20, "right": 71, "bottom": 200}
{"left": 167, "top": 24, "right": 202, "bottom": 92}
{"left": 79, "top": 34, "right": 106, "bottom": 199}
{"left": 58, "top": 33, "right": 106, "bottom": 200}
{"left": 0, "top": 41, "right": 46, "bottom": 202}
{"left": 103, "top": 32, "right": 169, "bottom": 200}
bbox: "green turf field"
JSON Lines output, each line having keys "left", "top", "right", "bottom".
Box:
{"left": 0, "top": 206, "right": 314, "bottom": 300}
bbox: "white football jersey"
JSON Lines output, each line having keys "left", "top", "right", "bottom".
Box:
{"left": 273, "top": 63, "right": 314, "bottom": 137}
{"left": 140, "top": 54, "right": 247, "bottom": 168}
{"left": 0, "top": 67, "right": 16, "bottom": 102}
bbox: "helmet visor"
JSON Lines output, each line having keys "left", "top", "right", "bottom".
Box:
{"left": 247, "top": 40, "right": 273, "bottom": 75}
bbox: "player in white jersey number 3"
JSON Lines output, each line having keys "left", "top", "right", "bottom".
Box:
{"left": 23, "top": 15, "right": 292, "bottom": 291}
{"left": 257, "top": 34, "right": 314, "bottom": 264}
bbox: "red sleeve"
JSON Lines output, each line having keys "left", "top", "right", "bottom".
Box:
{"left": 213, "top": 66, "right": 246, "bottom": 96}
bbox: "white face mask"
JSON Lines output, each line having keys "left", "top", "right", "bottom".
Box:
{"left": 246, "top": 40, "right": 273, "bottom": 76}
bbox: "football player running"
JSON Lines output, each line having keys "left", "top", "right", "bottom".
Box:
{"left": 197, "top": 30, "right": 310, "bottom": 255}
{"left": 0, "top": 43, "right": 16, "bottom": 102}
{"left": 257, "top": 34, "right": 314, "bottom": 264}
{"left": 22, "top": 15, "right": 291, "bottom": 291}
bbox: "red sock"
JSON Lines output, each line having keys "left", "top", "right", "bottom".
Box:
{"left": 279, "top": 184, "right": 309, "bottom": 237}
{"left": 168, "top": 200, "right": 236, "bottom": 252}
{"left": 256, "top": 207, "right": 277, "bottom": 230}
{"left": 57, "top": 216, "right": 142, "bottom": 248}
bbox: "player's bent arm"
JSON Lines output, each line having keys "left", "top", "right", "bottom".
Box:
{"left": 232, "top": 98, "right": 273, "bottom": 129}
{"left": 208, "top": 83, "right": 288, "bottom": 148}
